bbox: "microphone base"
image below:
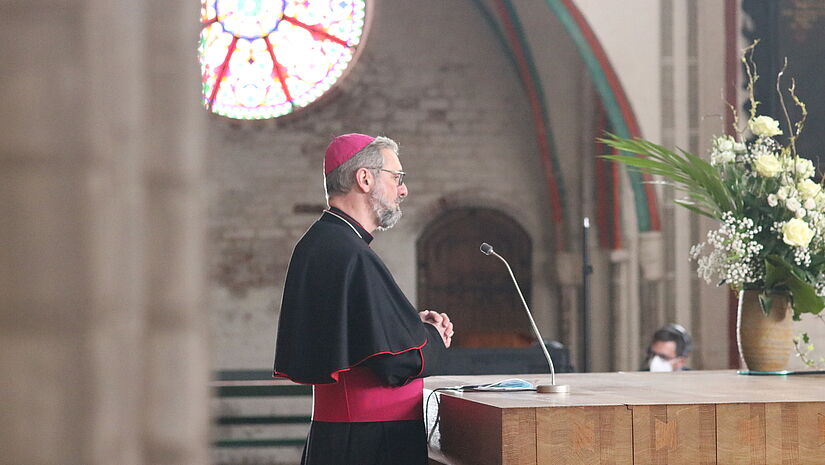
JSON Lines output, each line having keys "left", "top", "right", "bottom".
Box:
{"left": 536, "top": 384, "right": 570, "bottom": 394}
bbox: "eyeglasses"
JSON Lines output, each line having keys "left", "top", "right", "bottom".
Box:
{"left": 379, "top": 169, "right": 406, "bottom": 186}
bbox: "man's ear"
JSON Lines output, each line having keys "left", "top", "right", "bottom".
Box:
{"left": 355, "top": 167, "right": 373, "bottom": 193}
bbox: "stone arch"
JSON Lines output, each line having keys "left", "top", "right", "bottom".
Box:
{"left": 416, "top": 205, "right": 535, "bottom": 348}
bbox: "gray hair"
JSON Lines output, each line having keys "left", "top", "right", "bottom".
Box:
{"left": 325, "top": 136, "right": 399, "bottom": 200}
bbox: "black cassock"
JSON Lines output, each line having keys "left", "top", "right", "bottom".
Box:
{"left": 274, "top": 207, "right": 446, "bottom": 465}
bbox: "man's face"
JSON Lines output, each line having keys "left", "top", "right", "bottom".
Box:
{"left": 649, "top": 340, "right": 686, "bottom": 371}
{"left": 369, "top": 148, "right": 408, "bottom": 230}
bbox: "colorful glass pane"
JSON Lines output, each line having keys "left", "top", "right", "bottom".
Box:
{"left": 199, "top": 0, "right": 367, "bottom": 119}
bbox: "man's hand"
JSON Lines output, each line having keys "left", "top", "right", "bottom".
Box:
{"left": 419, "top": 310, "right": 453, "bottom": 348}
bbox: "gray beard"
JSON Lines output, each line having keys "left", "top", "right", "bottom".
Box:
{"left": 370, "top": 187, "right": 403, "bottom": 230}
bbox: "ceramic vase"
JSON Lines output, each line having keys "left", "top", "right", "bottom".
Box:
{"left": 737, "top": 290, "right": 793, "bottom": 372}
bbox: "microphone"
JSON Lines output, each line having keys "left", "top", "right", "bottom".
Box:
{"left": 479, "top": 243, "right": 570, "bottom": 393}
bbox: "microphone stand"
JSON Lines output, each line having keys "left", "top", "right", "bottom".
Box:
{"left": 481, "top": 243, "right": 570, "bottom": 393}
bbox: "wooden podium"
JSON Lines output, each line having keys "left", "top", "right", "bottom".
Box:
{"left": 425, "top": 370, "right": 825, "bottom": 465}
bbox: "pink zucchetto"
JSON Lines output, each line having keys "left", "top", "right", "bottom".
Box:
{"left": 323, "top": 133, "right": 376, "bottom": 175}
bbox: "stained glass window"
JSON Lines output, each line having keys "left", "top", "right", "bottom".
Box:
{"left": 199, "top": 0, "right": 368, "bottom": 119}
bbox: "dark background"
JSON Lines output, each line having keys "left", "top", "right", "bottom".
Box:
{"left": 744, "top": 0, "right": 825, "bottom": 171}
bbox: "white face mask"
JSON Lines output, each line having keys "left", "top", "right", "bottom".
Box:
{"left": 649, "top": 355, "right": 674, "bottom": 372}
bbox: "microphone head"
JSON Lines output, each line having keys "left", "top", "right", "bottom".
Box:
{"left": 480, "top": 243, "right": 493, "bottom": 255}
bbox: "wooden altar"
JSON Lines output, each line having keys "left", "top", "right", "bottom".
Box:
{"left": 425, "top": 370, "right": 825, "bottom": 465}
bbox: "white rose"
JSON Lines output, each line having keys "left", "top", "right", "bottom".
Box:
{"left": 783, "top": 218, "right": 815, "bottom": 248}
{"left": 767, "top": 194, "right": 779, "bottom": 207}
{"left": 786, "top": 197, "right": 801, "bottom": 212}
{"left": 796, "top": 208, "right": 807, "bottom": 219}
{"left": 749, "top": 115, "right": 783, "bottom": 137}
{"left": 797, "top": 179, "right": 821, "bottom": 199}
{"left": 777, "top": 186, "right": 789, "bottom": 201}
{"left": 804, "top": 198, "right": 816, "bottom": 210}
{"left": 733, "top": 142, "right": 747, "bottom": 152}
{"left": 816, "top": 192, "right": 825, "bottom": 208}
{"left": 718, "top": 138, "right": 734, "bottom": 152}
{"left": 794, "top": 158, "right": 816, "bottom": 179}
{"left": 715, "top": 151, "right": 735, "bottom": 164}
{"left": 753, "top": 154, "right": 783, "bottom": 177}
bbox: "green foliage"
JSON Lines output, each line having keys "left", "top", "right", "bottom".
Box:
{"left": 600, "top": 134, "right": 735, "bottom": 219}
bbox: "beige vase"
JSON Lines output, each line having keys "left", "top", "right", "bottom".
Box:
{"left": 737, "top": 290, "right": 794, "bottom": 371}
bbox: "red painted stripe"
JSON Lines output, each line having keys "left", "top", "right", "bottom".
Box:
{"left": 559, "top": 0, "right": 661, "bottom": 232}
{"left": 282, "top": 15, "right": 351, "bottom": 48}
{"left": 594, "top": 155, "right": 607, "bottom": 248}
{"left": 594, "top": 102, "right": 610, "bottom": 248}
{"left": 264, "top": 36, "right": 294, "bottom": 105}
{"left": 724, "top": 0, "right": 740, "bottom": 370}
{"left": 493, "top": 0, "right": 566, "bottom": 249}
{"left": 208, "top": 36, "right": 238, "bottom": 111}
{"left": 611, "top": 149, "right": 622, "bottom": 249}
{"left": 201, "top": 17, "right": 218, "bottom": 26}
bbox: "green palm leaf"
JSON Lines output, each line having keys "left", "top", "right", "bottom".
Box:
{"left": 600, "top": 133, "right": 734, "bottom": 221}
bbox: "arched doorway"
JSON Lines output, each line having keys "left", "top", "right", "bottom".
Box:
{"left": 417, "top": 207, "right": 533, "bottom": 347}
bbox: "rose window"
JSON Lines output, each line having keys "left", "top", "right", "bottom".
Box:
{"left": 199, "top": 0, "right": 368, "bottom": 119}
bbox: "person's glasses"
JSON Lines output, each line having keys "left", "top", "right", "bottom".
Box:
{"left": 380, "top": 169, "right": 406, "bottom": 186}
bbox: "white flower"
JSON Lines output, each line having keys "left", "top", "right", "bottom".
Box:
{"left": 783, "top": 218, "right": 815, "bottom": 248}
{"left": 796, "top": 208, "right": 807, "bottom": 219}
{"left": 768, "top": 194, "right": 779, "bottom": 207}
{"left": 753, "top": 154, "right": 783, "bottom": 177}
{"left": 691, "top": 212, "right": 764, "bottom": 287}
{"left": 710, "top": 136, "right": 738, "bottom": 165}
{"left": 713, "top": 150, "right": 736, "bottom": 165}
{"left": 794, "top": 247, "right": 812, "bottom": 267}
{"left": 718, "top": 138, "right": 734, "bottom": 152}
{"left": 787, "top": 197, "right": 802, "bottom": 212}
{"left": 777, "top": 186, "right": 789, "bottom": 201}
{"left": 733, "top": 142, "right": 747, "bottom": 152}
{"left": 749, "top": 115, "right": 783, "bottom": 137}
{"left": 797, "top": 179, "right": 821, "bottom": 199}
{"left": 816, "top": 192, "right": 825, "bottom": 209}
{"left": 794, "top": 157, "right": 816, "bottom": 179}
{"left": 804, "top": 198, "right": 817, "bottom": 210}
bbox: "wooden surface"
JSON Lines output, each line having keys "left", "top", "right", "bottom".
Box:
{"left": 426, "top": 370, "right": 825, "bottom": 465}
{"left": 536, "top": 405, "right": 632, "bottom": 465}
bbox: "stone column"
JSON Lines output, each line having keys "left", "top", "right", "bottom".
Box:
{"left": 639, "top": 230, "right": 665, "bottom": 354}
{"left": 555, "top": 251, "right": 581, "bottom": 367}
{"left": 0, "top": 1, "right": 208, "bottom": 464}
{"left": 139, "top": 1, "right": 210, "bottom": 463}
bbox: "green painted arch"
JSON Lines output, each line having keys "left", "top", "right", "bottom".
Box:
{"left": 540, "top": 0, "right": 661, "bottom": 232}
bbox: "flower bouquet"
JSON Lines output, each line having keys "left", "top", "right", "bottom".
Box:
{"left": 601, "top": 43, "right": 824, "bottom": 370}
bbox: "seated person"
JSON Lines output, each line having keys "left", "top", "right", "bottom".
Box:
{"left": 642, "top": 323, "right": 692, "bottom": 372}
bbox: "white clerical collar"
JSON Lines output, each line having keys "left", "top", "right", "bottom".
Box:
{"left": 323, "top": 209, "right": 363, "bottom": 240}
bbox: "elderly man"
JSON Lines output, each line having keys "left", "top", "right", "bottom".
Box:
{"left": 274, "top": 134, "right": 454, "bottom": 465}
